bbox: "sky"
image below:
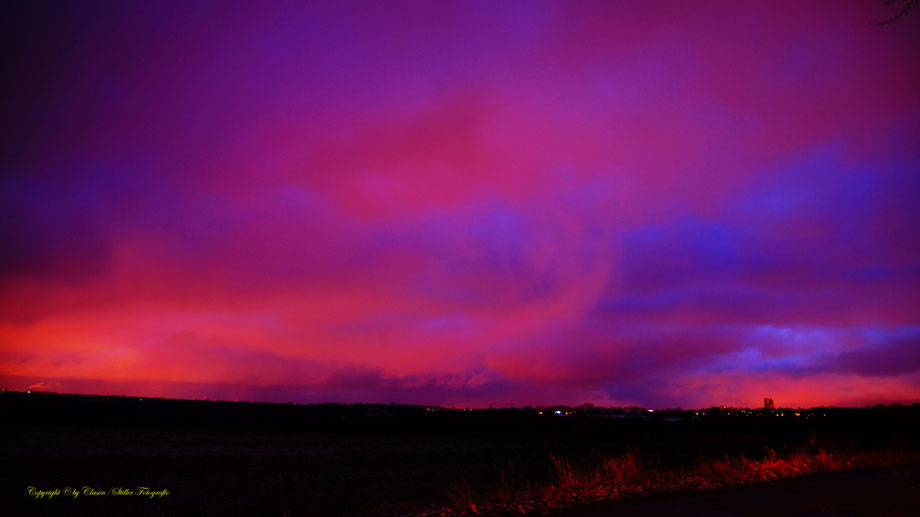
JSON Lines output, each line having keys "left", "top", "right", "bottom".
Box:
{"left": 1, "top": 1, "right": 919, "bottom": 409}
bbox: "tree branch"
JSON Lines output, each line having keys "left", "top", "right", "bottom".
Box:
{"left": 876, "top": 0, "right": 918, "bottom": 26}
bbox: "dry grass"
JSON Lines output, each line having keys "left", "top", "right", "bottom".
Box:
{"left": 410, "top": 447, "right": 920, "bottom": 516}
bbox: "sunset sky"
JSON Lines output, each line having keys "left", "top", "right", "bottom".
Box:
{"left": 2, "top": 1, "right": 919, "bottom": 408}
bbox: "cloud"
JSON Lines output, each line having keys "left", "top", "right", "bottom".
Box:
{"left": 797, "top": 329, "right": 920, "bottom": 378}
{"left": 0, "top": 176, "right": 113, "bottom": 285}
{"left": 1, "top": 1, "right": 918, "bottom": 408}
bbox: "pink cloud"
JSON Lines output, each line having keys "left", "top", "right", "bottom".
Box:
{"left": 2, "top": 1, "right": 918, "bottom": 408}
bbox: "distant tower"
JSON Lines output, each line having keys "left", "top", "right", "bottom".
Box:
{"left": 764, "top": 397, "right": 775, "bottom": 410}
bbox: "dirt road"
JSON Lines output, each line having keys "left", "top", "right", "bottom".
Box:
{"left": 568, "top": 465, "right": 920, "bottom": 516}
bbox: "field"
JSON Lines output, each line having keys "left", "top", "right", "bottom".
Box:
{"left": 571, "top": 464, "right": 920, "bottom": 516}
{"left": 2, "top": 392, "right": 919, "bottom": 516}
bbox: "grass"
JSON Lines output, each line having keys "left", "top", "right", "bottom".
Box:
{"left": 413, "top": 447, "right": 920, "bottom": 516}
{"left": 6, "top": 425, "right": 917, "bottom": 516}
{"left": 5, "top": 396, "right": 920, "bottom": 516}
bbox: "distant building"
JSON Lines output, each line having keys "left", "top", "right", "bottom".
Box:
{"left": 764, "top": 397, "right": 775, "bottom": 410}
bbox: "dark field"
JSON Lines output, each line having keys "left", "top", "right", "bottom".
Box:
{"left": 572, "top": 464, "right": 920, "bottom": 516}
{"left": 2, "top": 392, "right": 919, "bottom": 516}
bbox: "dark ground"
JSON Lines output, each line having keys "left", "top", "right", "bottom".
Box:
{"left": 2, "top": 424, "right": 608, "bottom": 516}
{"left": 3, "top": 392, "right": 919, "bottom": 516}
{"left": 569, "top": 464, "right": 920, "bottom": 517}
